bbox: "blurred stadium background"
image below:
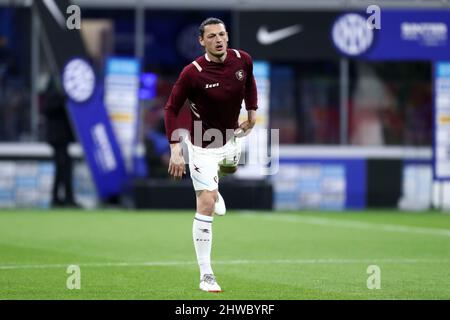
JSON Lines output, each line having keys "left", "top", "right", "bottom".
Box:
{"left": 0, "top": 0, "right": 450, "bottom": 299}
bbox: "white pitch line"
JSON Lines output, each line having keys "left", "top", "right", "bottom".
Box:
{"left": 239, "top": 214, "right": 450, "bottom": 237}
{"left": 0, "top": 261, "right": 195, "bottom": 270}
{"left": 1, "top": 258, "right": 450, "bottom": 270}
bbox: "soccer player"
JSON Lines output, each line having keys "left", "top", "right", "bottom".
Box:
{"left": 164, "top": 17, "right": 258, "bottom": 292}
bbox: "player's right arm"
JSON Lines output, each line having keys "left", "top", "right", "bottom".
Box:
{"left": 168, "top": 142, "right": 185, "bottom": 179}
{"left": 164, "top": 66, "right": 192, "bottom": 179}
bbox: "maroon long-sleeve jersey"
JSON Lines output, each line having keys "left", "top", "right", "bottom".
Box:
{"left": 164, "top": 49, "right": 258, "bottom": 148}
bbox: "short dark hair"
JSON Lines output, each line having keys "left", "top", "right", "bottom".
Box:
{"left": 198, "top": 17, "right": 226, "bottom": 37}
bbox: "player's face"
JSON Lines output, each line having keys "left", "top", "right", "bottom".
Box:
{"left": 199, "top": 24, "right": 228, "bottom": 58}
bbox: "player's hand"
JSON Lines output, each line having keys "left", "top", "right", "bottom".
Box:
{"left": 168, "top": 143, "right": 186, "bottom": 180}
{"left": 235, "top": 110, "right": 257, "bottom": 138}
{"left": 235, "top": 120, "right": 256, "bottom": 138}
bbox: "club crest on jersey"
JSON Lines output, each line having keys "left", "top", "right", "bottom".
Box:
{"left": 205, "top": 83, "right": 219, "bottom": 89}
{"left": 235, "top": 69, "right": 244, "bottom": 81}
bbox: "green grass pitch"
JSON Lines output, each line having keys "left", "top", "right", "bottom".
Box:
{"left": 0, "top": 209, "right": 449, "bottom": 299}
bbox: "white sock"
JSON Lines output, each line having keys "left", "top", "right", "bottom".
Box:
{"left": 193, "top": 212, "right": 214, "bottom": 278}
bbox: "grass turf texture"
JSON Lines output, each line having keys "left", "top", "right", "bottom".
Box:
{"left": 0, "top": 209, "right": 449, "bottom": 299}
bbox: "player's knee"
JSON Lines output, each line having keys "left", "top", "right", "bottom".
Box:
{"left": 203, "top": 191, "right": 217, "bottom": 211}
{"left": 197, "top": 190, "right": 217, "bottom": 215}
{"left": 198, "top": 200, "right": 214, "bottom": 215}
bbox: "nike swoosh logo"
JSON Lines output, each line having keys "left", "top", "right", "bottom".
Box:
{"left": 257, "top": 25, "right": 303, "bottom": 45}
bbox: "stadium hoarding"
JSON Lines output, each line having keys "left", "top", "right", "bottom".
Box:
{"left": 236, "top": 11, "right": 340, "bottom": 61}
{"left": 104, "top": 57, "right": 142, "bottom": 175}
{"left": 275, "top": 146, "right": 430, "bottom": 210}
{"left": 433, "top": 61, "right": 450, "bottom": 181}
{"left": 63, "top": 59, "right": 128, "bottom": 199}
{"left": 362, "top": 10, "right": 450, "bottom": 61}
{"left": 273, "top": 159, "right": 365, "bottom": 210}
{"left": 236, "top": 9, "right": 450, "bottom": 61}
{"left": 35, "top": 0, "right": 128, "bottom": 200}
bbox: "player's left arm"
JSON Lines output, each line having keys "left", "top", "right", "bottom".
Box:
{"left": 237, "top": 110, "right": 256, "bottom": 137}
{"left": 238, "top": 50, "right": 258, "bottom": 136}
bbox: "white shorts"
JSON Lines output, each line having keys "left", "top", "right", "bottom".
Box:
{"left": 186, "top": 137, "right": 242, "bottom": 191}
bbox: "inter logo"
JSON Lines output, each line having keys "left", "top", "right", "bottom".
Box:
{"left": 332, "top": 13, "right": 374, "bottom": 56}
{"left": 205, "top": 83, "right": 219, "bottom": 89}
{"left": 235, "top": 69, "right": 244, "bottom": 81}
